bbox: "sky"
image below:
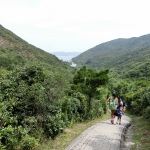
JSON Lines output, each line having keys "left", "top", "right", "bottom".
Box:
{"left": 0, "top": 0, "right": 150, "bottom": 53}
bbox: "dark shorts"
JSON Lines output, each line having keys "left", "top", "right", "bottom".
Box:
{"left": 118, "top": 115, "right": 122, "bottom": 118}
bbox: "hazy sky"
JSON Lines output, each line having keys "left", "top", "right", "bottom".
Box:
{"left": 0, "top": 0, "right": 150, "bottom": 53}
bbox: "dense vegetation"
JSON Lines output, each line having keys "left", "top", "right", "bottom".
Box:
{"left": 0, "top": 65, "right": 109, "bottom": 149}
{"left": 0, "top": 25, "right": 109, "bottom": 149}
{"left": 1, "top": 24, "right": 150, "bottom": 149}
{"left": 72, "top": 33, "right": 150, "bottom": 148}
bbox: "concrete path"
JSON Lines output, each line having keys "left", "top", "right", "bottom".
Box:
{"left": 65, "top": 115, "right": 131, "bottom": 150}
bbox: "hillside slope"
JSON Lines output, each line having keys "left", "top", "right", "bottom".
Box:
{"left": 72, "top": 34, "right": 150, "bottom": 79}
{"left": 0, "top": 24, "right": 74, "bottom": 79}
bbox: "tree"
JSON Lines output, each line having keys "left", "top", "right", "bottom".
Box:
{"left": 71, "top": 66, "right": 109, "bottom": 109}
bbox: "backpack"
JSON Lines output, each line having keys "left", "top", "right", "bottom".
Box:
{"left": 114, "top": 109, "right": 120, "bottom": 116}
{"left": 109, "top": 99, "right": 116, "bottom": 110}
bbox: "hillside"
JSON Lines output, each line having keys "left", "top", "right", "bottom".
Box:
{"left": 0, "top": 24, "right": 111, "bottom": 150}
{"left": 72, "top": 34, "right": 150, "bottom": 79}
{"left": 1, "top": 25, "right": 150, "bottom": 150}
{"left": 0, "top": 24, "right": 75, "bottom": 79}
{"left": 0, "top": 24, "right": 78, "bottom": 149}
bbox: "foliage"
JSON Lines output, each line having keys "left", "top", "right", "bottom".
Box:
{"left": 0, "top": 24, "right": 111, "bottom": 149}
{"left": 69, "top": 66, "right": 109, "bottom": 120}
{"left": 0, "top": 56, "right": 14, "bottom": 70}
{"left": 61, "top": 96, "right": 82, "bottom": 125}
{"left": 141, "top": 86, "right": 150, "bottom": 119}
{"left": 0, "top": 65, "right": 69, "bottom": 148}
{"left": 71, "top": 66, "right": 109, "bottom": 108}
{"left": 0, "top": 25, "right": 75, "bottom": 82}
{"left": 97, "top": 86, "right": 109, "bottom": 114}
{"left": 0, "top": 24, "right": 76, "bottom": 149}
{"left": 1, "top": 22, "right": 150, "bottom": 149}
{"left": 129, "top": 114, "right": 150, "bottom": 150}
{"left": 0, "top": 125, "right": 38, "bottom": 150}
{"left": 113, "top": 80, "right": 150, "bottom": 118}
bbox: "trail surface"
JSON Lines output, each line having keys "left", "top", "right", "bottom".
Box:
{"left": 65, "top": 115, "right": 131, "bottom": 150}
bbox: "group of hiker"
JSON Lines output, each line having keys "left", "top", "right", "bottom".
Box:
{"left": 106, "top": 92, "right": 126, "bottom": 125}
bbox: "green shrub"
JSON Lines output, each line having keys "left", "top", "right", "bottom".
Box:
{"left": 20, "top": 133, "right": 39, "bottom": 150}
{"left": 43, "top": 112, "right": 65, "bottom": 139}
{"left": 141, "top": 86, "right": 150, "bottom": 108}
{"left": 0, "top": 56, "right": 14, "bottom": 70}
{"left": 97, "top": 86, "right": 109, "bottom": 114}
{"left": 0, "top": 125, "right": 38, "bottom": 150}
{"left": 61, "top": 96, "right": 82, "bottom": 124}
{"left": 87, "top": 99, "right": 104, "bottom": 119}
{"left": 142, "top": 106, "right": 150, "bottom": 120}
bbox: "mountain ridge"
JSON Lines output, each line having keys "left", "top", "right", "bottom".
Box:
{"left": 72, "top": 33, "right": 150, "bottom": 79}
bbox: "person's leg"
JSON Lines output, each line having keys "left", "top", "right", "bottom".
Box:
{"left": 111, "top": 110, "right": 115, "bottom": 124}
{"left": 110, "top": 111, "right": 113, "bottom": 124}
{"left": 119, "top": 116, "right": 121, "bottom": 124}
{"left": 116, "top": 116, "right": 119, "bottom": 124}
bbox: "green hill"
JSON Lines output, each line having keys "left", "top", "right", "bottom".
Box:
{"left": 72, "top": 34, "right": 150, "bottom": 80}
{"left": 0, "top": 24, "right": 77, "bottom": 148}
{"left": 1, "top": 25, "right": 150, "bottom": 150}
{"left": 0, "top": 24, "right": 110, "bottom": 150}
{"left": 0, "top": 24, "right": 74, "bottom": 80}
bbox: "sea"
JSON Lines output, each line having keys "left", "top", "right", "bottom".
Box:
{"left": 56, "top": 55, "right": 75, "bottom": 61}
{"left": 56, "top": 55, "right": 77, "bottom": 67}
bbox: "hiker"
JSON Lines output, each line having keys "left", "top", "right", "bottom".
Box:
{"left": 116, "top": 105, "right": 123, "bottom": 125}
{"left": 107, "top": 92, "right": 118, "bottom": 124}
{"left": 118, "top": 98, "right": 125, "bottom": 114}
{"left": 119, "top": 98, "right": 123, "bottom": 106}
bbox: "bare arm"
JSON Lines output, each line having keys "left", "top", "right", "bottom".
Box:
{"left": 107, "top": 97, "right": 110, "bottom": 103}
{"left": 115, "top": 98, "right": 118, "bottom": 105}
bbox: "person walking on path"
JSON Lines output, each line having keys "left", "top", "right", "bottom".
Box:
{"left": 116, "top": 104, "right": 123, "bottom": 125}
{"left": 107, "top": 92, "right": 118, "bottom": 124}
{"left": 118, "top": 97, "right": 126, "bottom": 114}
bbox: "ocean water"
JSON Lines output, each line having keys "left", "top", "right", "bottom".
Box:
{"left": 56, "top": 55, "right": 75, "bottom": 61}
{"left": 55, "top": 55, "right": 77, "bottom": 67}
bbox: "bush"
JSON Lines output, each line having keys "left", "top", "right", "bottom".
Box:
{"left": 0, "top": 125, "right": 38, "bottom": 150}
{"left": 141, "top": 86, "right": 150, "bottom": 108}
{"left": 87, "top": 99, "right": 104, "bottom": 119}
{"left": 0, "top": 56, "right": 14, "bottom": 70}
{"left": 97, "top": 86, "right": 109, "bottom": 114}
{"left": 142, "top": 106, "right": 150, "bottom": 120}
{"left": 61, "top": 96, "right": 82, "bottom": 125}
{"left": 43, "top": 110, "right": 65, "bottom": 139}
{"left": 0, "top": 65, "right": 68, "bottom": 148}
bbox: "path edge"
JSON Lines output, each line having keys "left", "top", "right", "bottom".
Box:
{"left": 120, "top": 116, "right": 132, "bottom": 149}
